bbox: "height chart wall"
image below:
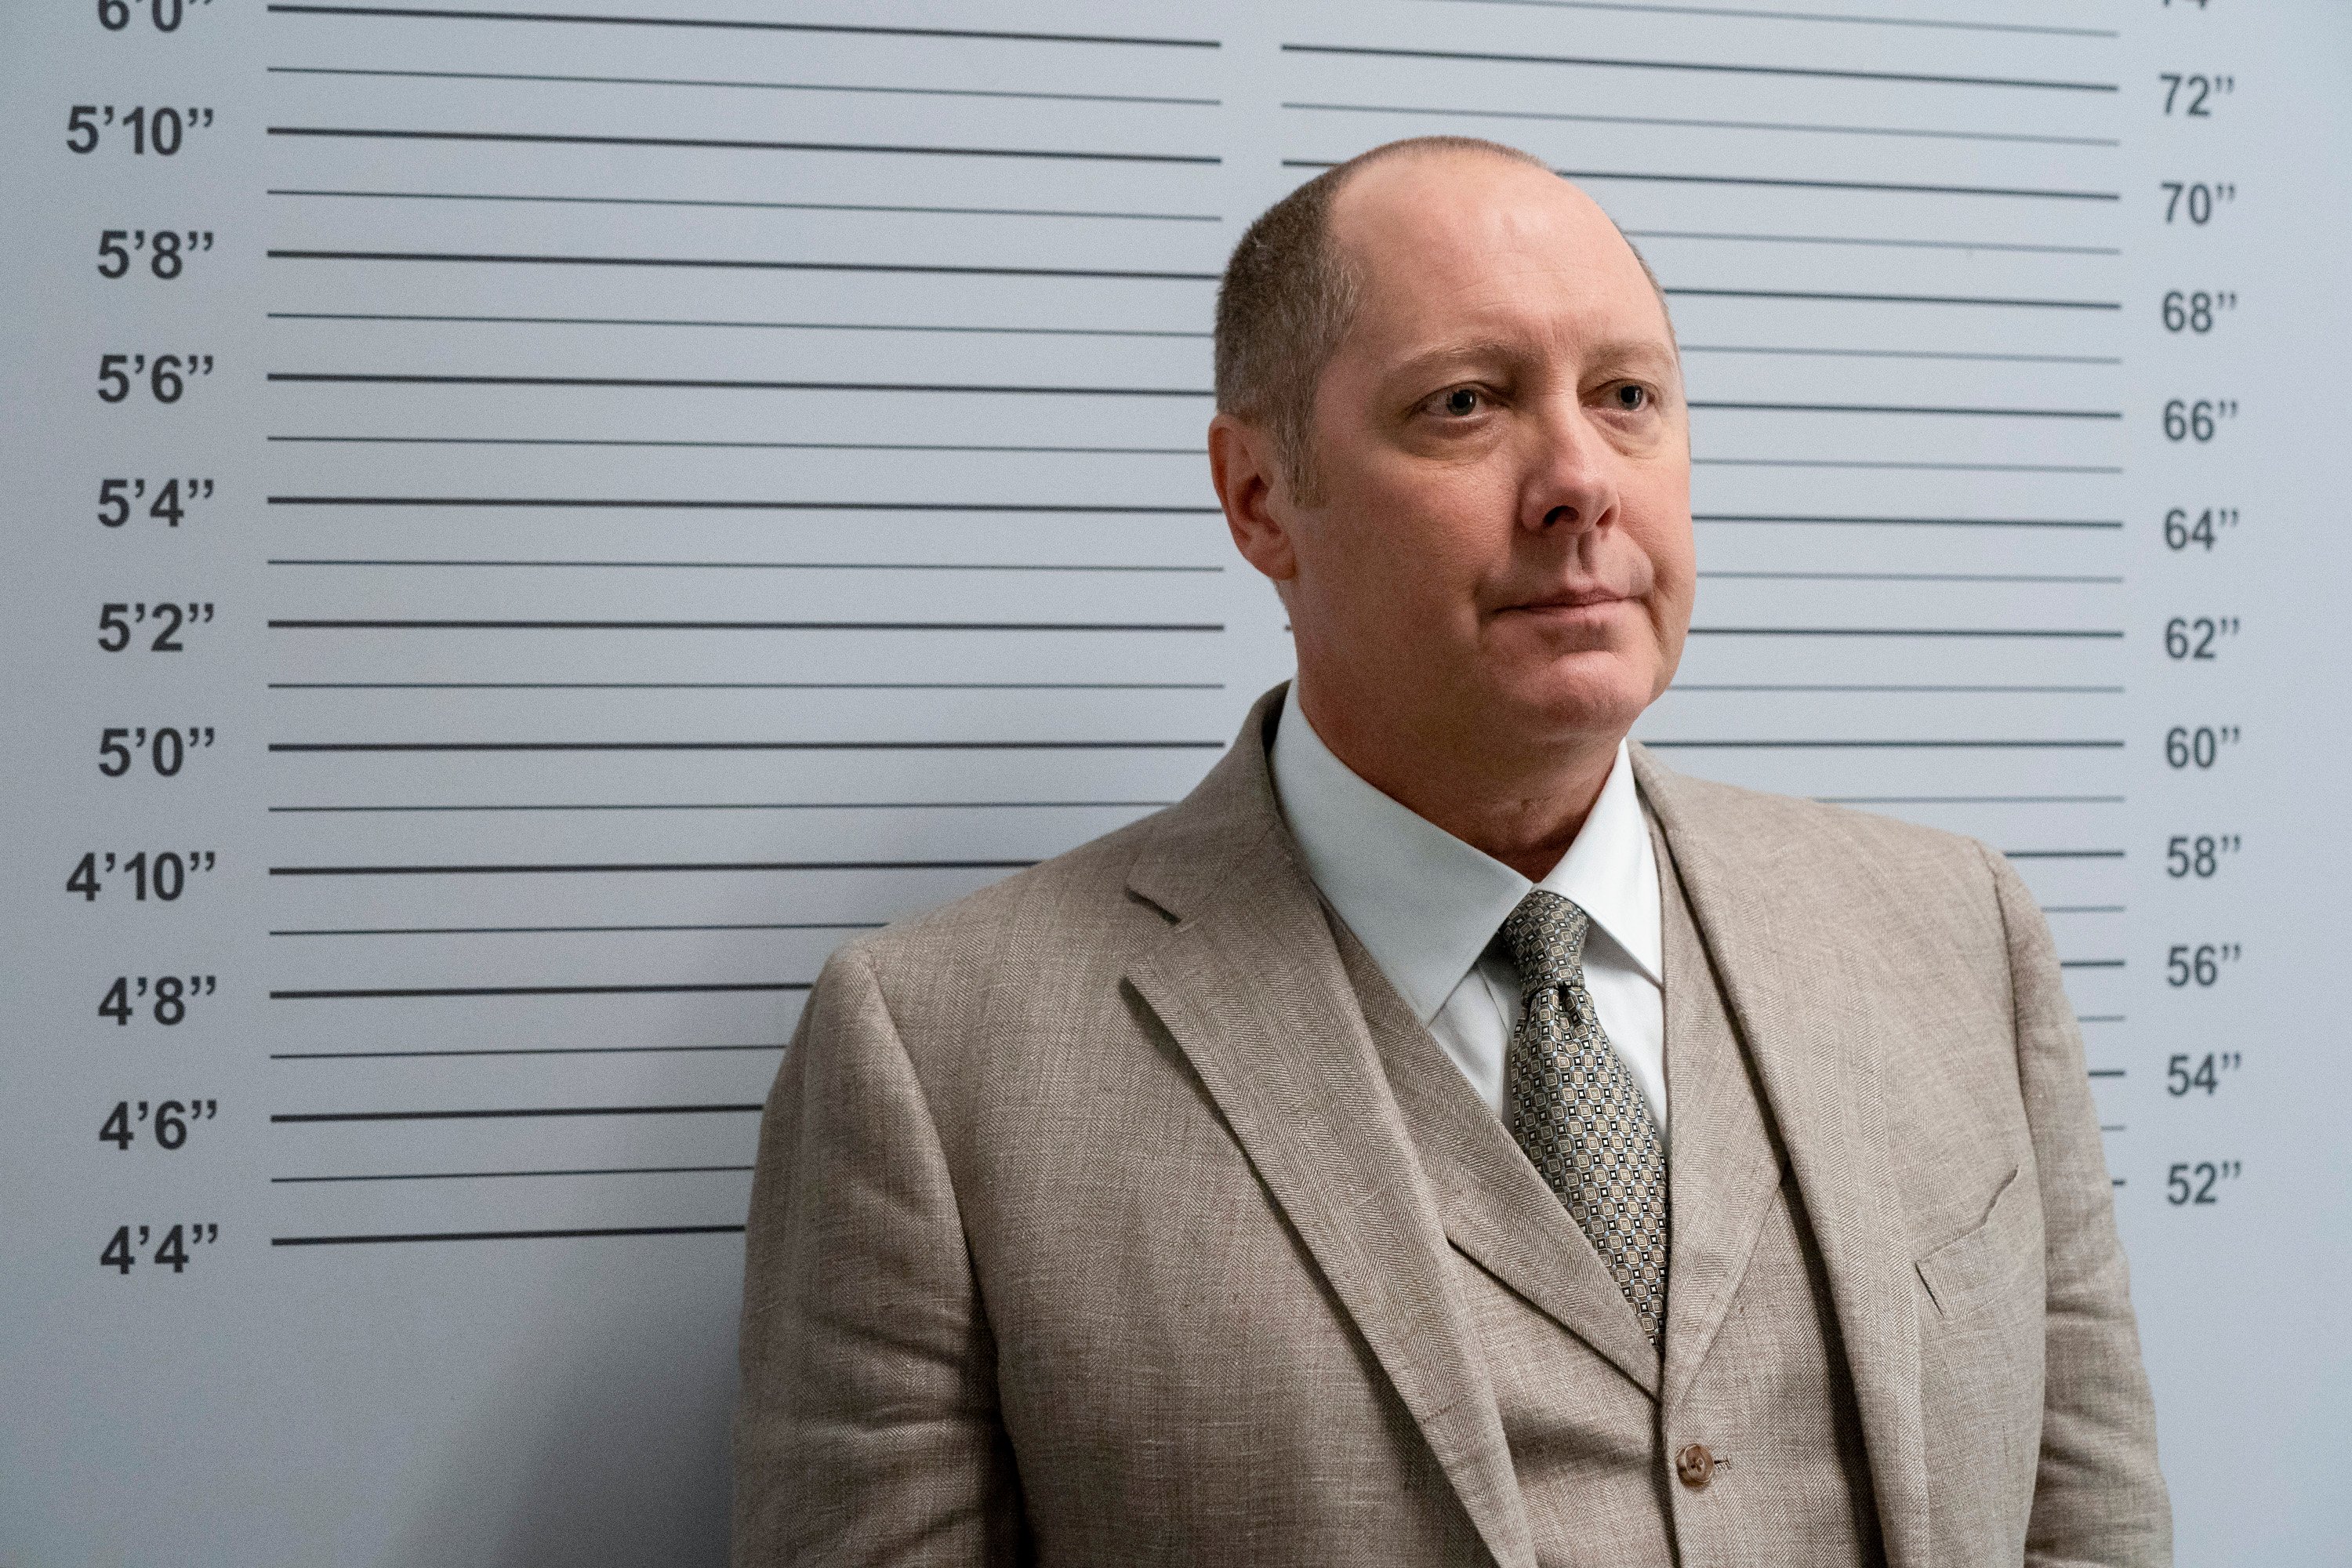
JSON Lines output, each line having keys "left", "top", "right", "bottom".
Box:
{"left": 4, "top": 2, "right": 2345, "bottom": 1562}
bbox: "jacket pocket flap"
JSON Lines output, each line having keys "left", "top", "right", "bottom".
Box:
{"left": 1915, "top": 1163, "right": 2031, "bottom": 1319}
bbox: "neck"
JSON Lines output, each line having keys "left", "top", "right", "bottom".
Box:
{"left": 1293, "top": 677, "right": 1624, "bottom": 883}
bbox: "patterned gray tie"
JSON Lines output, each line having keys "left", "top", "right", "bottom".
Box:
{"left": 1499, "top": 889, "right": 1670, "bottom": 1347}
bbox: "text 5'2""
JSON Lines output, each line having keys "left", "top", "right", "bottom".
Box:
{"left": 100, "top": 602, "right": 212, "bottom": 652}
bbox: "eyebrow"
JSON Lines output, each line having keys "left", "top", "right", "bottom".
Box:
{"left": 1388, "top": 334, "right": 1680, "bottom": 385}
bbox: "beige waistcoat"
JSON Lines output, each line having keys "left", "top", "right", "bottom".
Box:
{"left": 1331, "top": 808, "right": 1883, "bottom": 1567}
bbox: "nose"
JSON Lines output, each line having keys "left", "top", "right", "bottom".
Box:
{"left": 1518, "top": 392, "right": 1618, "bottom": 539}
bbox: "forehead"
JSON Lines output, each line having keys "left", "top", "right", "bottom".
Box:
{"left": 1326, "top": 154, "right": 1668, "bottom": 356}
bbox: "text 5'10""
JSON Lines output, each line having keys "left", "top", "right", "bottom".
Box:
{"left": 66, "top": 105, "right": 213, "bottom": 155}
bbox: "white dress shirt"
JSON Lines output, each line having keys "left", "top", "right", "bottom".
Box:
{"left": 1268, "top": 684, "right": 1669, "bottom": 1139}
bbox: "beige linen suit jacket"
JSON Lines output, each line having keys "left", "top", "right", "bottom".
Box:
{"left": 734, "top": 685, "right": 2169, "bottom": 1567}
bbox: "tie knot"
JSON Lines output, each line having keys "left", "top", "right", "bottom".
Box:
{"left": 1497, "top": 888, "right": 1591, "bottom": 996}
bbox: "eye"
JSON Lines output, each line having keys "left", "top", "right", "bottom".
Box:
{"left": 1610, "top": 383, "right": 1650, "bottom": 412}
{"left": 1431, "top": 385, "right": 1486, "bottom": 418}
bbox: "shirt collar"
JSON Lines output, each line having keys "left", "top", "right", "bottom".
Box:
{"left": 1269, "top": 683, "right": 1662, "bottom": 1026}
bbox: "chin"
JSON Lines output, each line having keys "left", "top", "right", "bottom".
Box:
{"left": 1491, "top": 659, "right": 1654, "bottom": 742}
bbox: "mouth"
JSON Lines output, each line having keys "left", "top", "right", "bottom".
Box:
{"left": 1495, "top": 588, "right": 1632, "bottom": 617}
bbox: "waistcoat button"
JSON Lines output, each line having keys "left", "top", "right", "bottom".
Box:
{"left": 1675, "top": 1443, "right": 1715, "bottom": 1490}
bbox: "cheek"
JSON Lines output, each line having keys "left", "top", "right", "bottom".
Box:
{"left": 1319, "top": 467, "right": 1501, "bottom": 613}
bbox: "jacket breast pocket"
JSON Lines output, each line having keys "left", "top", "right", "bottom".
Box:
{"left": 1915, "top": 1163, "right": 2040, "bottom": 1323}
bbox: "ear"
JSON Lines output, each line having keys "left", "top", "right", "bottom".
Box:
{"left": 1207, "top": 412, "right": 1299, "bottom": 583}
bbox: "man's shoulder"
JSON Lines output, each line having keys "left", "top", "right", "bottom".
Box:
{"left": 829, "top": 806, "right": 1178, "bottom": 998}
{"left": 1636, "top": 750, "right": 2005, "bottom": 912}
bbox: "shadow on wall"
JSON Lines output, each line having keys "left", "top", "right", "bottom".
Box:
{"left": 379, "top": 1238, "right": 742, "bottom": 1568}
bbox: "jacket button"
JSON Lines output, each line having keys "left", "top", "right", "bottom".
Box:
{"left": 1675, "top": 1444, "right": 1715, "bottom": 1490}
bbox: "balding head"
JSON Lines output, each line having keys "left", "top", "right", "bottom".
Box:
{"left": 1214, "top": 136, "right": 1671, "bottom": 503}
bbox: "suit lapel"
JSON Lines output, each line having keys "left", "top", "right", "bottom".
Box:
{"left": 1647, "top": 807, "right": 1784, "bottom": 1410}
{"left": 1125, "top": 688, "right": 1537, "bottom": 1568}
{"left": 1632, "top": 746, "right": 1930, "bottom": 1568}
{"left": 1330, "top": 915, "right": 1662, "bottom": 1399}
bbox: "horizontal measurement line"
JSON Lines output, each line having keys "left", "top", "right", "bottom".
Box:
{"left": 268, "top": 684, "right": 1212, "bottom": 693}
{"left": 1681, "top": 343, "right": 2121, "bottom": 365}
{"left": 267, "top": 127, "right": 1219, "bottom": 165}
{"left": 267, "top": 619, "right": 1221, "bottom": 631}
{"left": 2100, "top": 1124, "right": 2127, "bottom": 1134}
{"left": 1813, "top": 795, "right": 2124, "bottom": 804}
{"left": 266, "top": 310, "right": 1213, "bottom": 336}
{"left": 2081, "top": 1018, "right": 2126, "bottom": 1027}
{"left": 271, "top": 980, "right": 811, "bottom": 999}
{"left": 1696, "top": 514, "right": 2121, "bottom": 529}
{"left": 267, "top": 248, "right": 1218, "bottom": 280}
{"left": 1698, "top": 571, "right": 2121, "bottom": 583}
{"left": 2087, "top": 1069, "right": 2127, "bottom": 1080}
{"left": 266, "top": 372, "right": 1211, "bottom": 396}
{"left": 1686, "top": 626, "right": 2121, "bottom": 637}
{"left": 1287, "top": 158, "right": 2118, "bottom": 201}
{"left": 273, "top": 1044, "right": 786, "bottom": 1060}
{"left": 1419, "top": 0, "right": 2115, "bottom": 38}
{"left": 1283, "top": 100, "right": 2115, "bottom": 148}
{"left": 272, "top": 920, "right": 882, "bottom": 935}
{"left": 1281, "top": 41, "right": 2114, "bottom": 93}
{"left": 272, "top": 1103, "right": 763, "bottom": 1123}
{"left": 1690, "top": 400, "right": 2117, "bottom": 419}
{"left": 267, "top": 798, "right": 1173, "bottom": 811}
{"left": 269, "top": 858, "right": 1040, "bottom": 875}
{"left": 1697, "top": 459, "right": 2122, "bottom": 474}
{"left": 2062, "top": 959, "right": 2127, "bottom": 970}
{"left": 1671, "top": 289, "right": 2118, "bottom": 310}
{"left": 265, "top": 495, "right": 1218, "bottom": 513}
{"left": 274, "top": 1163, "right": 757, "bottom": 1184}
{"left": 1672, "top": 683, "right": 2123, "bottom": 692}
{"left": 274, "top": 1225, "right": 745, "bottom": 1247}
{"left": 266, "top": 66, "right": 1221, "bottom": 107}
{"left": 266, "top": 4, "right": 1219, "bottom": 49}
{"left": 267, "top": 436, "right": 1201, "bottom": 454}
{"left": 267, "top": 559, "right": 1220, "bottom": 572}
{"left": 267, "top": 188, "right": 1220, "bottom": 222}
{"left": 2044, "top": 906, "right": 2127, "bottom": 915}
{"left": 269, "top": 740, "right": 1218, "bottom": 753}
{"left": 1635, "top": 232, "right": 2118, "bottom": 258}
{"left": 1647, "top": 739, "right": 2123, "bottom": 750}
{"left": 2004, "top": 850, "right": 2127, "bottom": 860}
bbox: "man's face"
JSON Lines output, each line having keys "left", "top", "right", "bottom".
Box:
{"left": 1263, "top": 154, "right": 1694, "bottom": 757}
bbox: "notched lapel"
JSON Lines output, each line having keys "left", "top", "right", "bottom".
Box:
{"left": 1632, "top": 747, "right": 1931, "bottom": 1568}
{"left": 1121, "top": 691, "right": 1536, "bottom": 1568}
{"left": 1331, "top": 916, "right": 1663, "bottom": 1401}
{"left": 1650, "top": 808, "right": 1784, "bottom": 1409}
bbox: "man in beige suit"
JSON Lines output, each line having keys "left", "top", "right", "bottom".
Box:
{"left": 733, "top": 137, "right": 2169, "bottom": 1566}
